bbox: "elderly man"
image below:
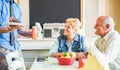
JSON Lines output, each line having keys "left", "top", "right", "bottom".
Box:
{"left": 91, "top": 16, "right": 120, "bottom": 70}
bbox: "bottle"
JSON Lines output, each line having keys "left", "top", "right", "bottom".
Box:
{"left": 32, "top": 26, "right": 38, "bottom": 39}
{"left": 35, "top": 22, "right": 43, "bottom": 39}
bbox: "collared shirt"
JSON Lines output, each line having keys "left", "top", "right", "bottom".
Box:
{"left": 94, "top": 30, "right": 120, "bottom": 70}
{"left": 95, "top": 30, "right": 114, "bottom": 53}
{"left": 0, "top": 0, "right": 22, "bottom": 50}
{"left": 48, "top": 34, "right": 89, "bottom": 56}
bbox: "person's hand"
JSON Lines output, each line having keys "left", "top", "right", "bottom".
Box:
{"left": 17, "top": 28, "right": 32, "bottom": 38}
{"left": 26, "top": 31, "right": 32, "bottom": 38}
{"left": 8, "top": 25, "right": 23, "bottom": 32}
{"left": 51, "top": 52, "right": 64, "bottom": 58}
{"left": 8, "top": 17, "right": 23, "bottom": 32}
{"left": 76, "top": 52, "right": 88, "bottom": 59}
{"left": 9, "top": 17, "right": 20, "bottom": 22}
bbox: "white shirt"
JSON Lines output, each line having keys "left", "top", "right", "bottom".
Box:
{"left": 48, "top": 39, "right": 73, "bottom": 56}
{"left": 91, "top": 30, "right": 120, "bottom": 70}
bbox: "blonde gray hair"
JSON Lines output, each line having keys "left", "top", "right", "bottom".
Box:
{"left": 66, "top": 18, "right": 81, "bottom": 31}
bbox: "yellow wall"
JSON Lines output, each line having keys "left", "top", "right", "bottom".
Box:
{"left": 106, "top": 0, "right": 120, "bottom": 33}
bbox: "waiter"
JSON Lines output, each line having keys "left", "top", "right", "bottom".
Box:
{"left": 0, "top": 0, "right": 32, "bottom": 70}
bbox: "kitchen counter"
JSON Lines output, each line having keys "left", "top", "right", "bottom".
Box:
{"left": 18, "top": 38, "right": 56, "bottom": 50}
{"left": 18, "top": 37, "right": 96, "bottom": 50}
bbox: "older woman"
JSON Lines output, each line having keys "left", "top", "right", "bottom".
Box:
{"left": 48, "top": 18, "right": 89, "bottom": 59}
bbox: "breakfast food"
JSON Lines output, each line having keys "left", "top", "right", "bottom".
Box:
{"left": 69, "top": 52, "right": 76, "bottom": 58}
{"left": 57, "top": 52, "right": 76, "bottom": 65}
{"left": 59, "top": 52, "right": 76, "bottom": 58}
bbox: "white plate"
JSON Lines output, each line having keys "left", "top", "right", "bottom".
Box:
{"left": 4, "top": 22, "right": 24, "bottom": 26}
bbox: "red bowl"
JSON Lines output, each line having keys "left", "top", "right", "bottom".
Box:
{"left": 57, "top": 57, "right": 75, "bottom": 65}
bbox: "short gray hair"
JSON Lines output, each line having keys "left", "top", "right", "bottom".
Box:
{"left": 103, "top": 16, "right": 115, "bottom": 30}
